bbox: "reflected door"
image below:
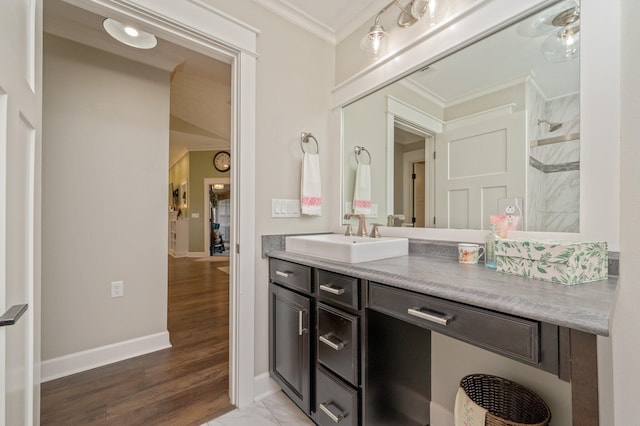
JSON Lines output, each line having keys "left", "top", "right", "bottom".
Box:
{"left": 435, "top": 110, "right": 526, "bottom": 230}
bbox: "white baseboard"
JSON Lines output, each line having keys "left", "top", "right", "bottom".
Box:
{"left": 430, "top": 401, "right": 455, "bottom": 426}
{"left": 189, "top": 251, "right": 206, "bottom": 257}
{"left": 41, "top": 331, "right": 171, "bottom": 383}
{"left": 253, "top": 372, "right": 281, "bottom": 401}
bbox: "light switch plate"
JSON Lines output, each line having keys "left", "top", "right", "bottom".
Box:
{"left": 111, "top": 281, "right": 124, "bottom": 298}
{"left": 365, "top": 203, "right": 378, "bottom": 218}
{"left": 271, "top": 199, "right": 300, "bottom": 218}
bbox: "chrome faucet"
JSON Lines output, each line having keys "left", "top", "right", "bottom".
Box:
{"left": 369, "top": 223, "right": 383, "bottom": 238}
{"left": 344, "top": 214, "right": 367, "bottom": 237}
{"left": 387, "top": 214, "right": 405, "bottom": 227}
{"left": 344, "top": 224, "right": 355, "bottom": 236}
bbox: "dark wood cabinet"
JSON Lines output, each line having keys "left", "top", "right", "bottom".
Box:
{"left": 268, "top": 254, "right": 601, "bottom": 426}
{"left": 316, "top": 365, "right": 360, "bottom": 426}
{"left": 269, "top": 279, "right": 314, "bottom": 415}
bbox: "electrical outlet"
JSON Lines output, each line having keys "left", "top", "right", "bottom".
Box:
{"left": 498, "top": 197, "right": 523, "bottom": 216}
{"left": 498, "top": 197, "right": 524, "bottom": 230}
{"left": 111, "top": 281, "right": 124, "bottom": 298}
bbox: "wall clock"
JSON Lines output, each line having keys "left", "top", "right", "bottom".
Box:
{"left": 213, "top": 151, "right": 231, "bottom": 172}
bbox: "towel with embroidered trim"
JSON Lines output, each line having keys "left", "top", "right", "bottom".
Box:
{"left": 301, "top": 152, "right": 322, "bottom": 216}
{"left": 352, "top": 163, "right": 372, "bottom": 214}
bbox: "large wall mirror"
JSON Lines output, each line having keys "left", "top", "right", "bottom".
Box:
{"left": 343, "top": 0, "right": 580, "bottom": 233}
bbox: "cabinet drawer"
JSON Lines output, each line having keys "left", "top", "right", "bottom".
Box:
{"left": 316, "top": 366, "right": 359, "bottom": 426}
{"left": 270, "top": 258, "right": 312, "bottom": 294}
{"left": 316, "top": 269, "right": 360, "bottom": 311}
{"left": 318, "top": 303, "right": 359, "bottom": 386}
{"left": 369, "top": 283, "right": 540, "bottom": 365}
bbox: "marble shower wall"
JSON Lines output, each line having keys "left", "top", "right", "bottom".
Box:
{"left": 527, "top": 81, "right": 580, "bottom": 233}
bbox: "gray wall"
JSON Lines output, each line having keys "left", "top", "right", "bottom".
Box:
{"left": 42, "top": 35, "right": 170, "bottom": 360}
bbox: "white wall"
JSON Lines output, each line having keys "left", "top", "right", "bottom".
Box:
{"left": 42, "top": 35, "right": 169, "bottom": 360}
{"left": 612, "top": 0, "right": 640, "bottom": 423}
{"left": 200, "top": 0, "right": 336, "bottom": 378}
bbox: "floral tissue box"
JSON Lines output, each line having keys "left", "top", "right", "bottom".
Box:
{"left": 495, "top": 239, "right": 608, "bottom": 285}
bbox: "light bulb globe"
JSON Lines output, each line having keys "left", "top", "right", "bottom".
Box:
{"left": 360, "top": 24, "right": 388, "bottom": 60}
{"left": 541, "top": 24, "right": 580, "bottom": 63}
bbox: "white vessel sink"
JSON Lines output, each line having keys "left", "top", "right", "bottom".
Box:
{"left": 285, "top": 234, "right": 408, "bottom": 263}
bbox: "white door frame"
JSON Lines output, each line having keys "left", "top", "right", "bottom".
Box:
{"left": 204, "top": 178, "right": 231, "bottom": 256}
{"left": 1, "top": 0, "right": 42, "bottom": 423}
{"left": 62, "top": 0, "right": 257, "bottom": 408}
{"left": 385, "top": 96, "right": 441, "bottom": 219}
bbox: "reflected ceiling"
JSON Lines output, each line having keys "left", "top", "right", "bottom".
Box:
{"left": 405, "top": 5, "right": 580, "bottom": 104}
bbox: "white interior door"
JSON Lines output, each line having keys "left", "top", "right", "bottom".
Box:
{"left": 0, "top": 0, "right": 42, "bottom": 425}
{"left": 435, "top": 110, "right": 526, "bottom": 230}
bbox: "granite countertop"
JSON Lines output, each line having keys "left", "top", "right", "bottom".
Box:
{"left": 266, "top": 249, "right": 618, "bottom": 336}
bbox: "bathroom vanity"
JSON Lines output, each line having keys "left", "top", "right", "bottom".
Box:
{"left": 267, "top": 243, "right": 616, "bottom": 426}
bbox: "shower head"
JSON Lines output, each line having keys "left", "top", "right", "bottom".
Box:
{"left": 537, "top": 119, "right": 563, "bottom": 132}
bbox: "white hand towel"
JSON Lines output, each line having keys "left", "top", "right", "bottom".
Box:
{"left": 301, "top": 152, "right": 322, "bottom": 216}
{"left": 454, "top": 387, "right": 487, "bottom": 426}
{"left": 352, "top": 163, "right": 372, "bottom": 214}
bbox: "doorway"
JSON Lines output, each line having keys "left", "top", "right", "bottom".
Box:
{"left": 205, "top": 178, "right": 231, "bottom": 257}
{"left": 40, "top": 0, "right": 257, "bottom": 412}
{"left": 394, "top": 122, "right": 435, "bottom": 228}
{"left": 203, "top": 178, "right": 232, "bottom": 256}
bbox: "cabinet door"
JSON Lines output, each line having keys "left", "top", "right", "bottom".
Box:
{"left": 269, "top": 283, "right": 312, "bottom": 415}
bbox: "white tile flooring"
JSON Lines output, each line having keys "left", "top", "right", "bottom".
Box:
{"left": 204, "top": 392, "right": 314, "bottom": 426}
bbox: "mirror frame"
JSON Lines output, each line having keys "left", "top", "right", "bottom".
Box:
{"left": 333, "top": 0, "right": 620, "bottom": 250}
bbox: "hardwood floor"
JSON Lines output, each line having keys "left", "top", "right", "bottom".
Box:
{"left": 40, "top": 256, "right": 234, "bottom": 426}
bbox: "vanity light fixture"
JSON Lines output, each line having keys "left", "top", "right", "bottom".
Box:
{"left": 103, "top": 18, "right": 158, "bottom": 49}
{"left": 541, "top": 6, "right": 580, "bottom": 63}
{"left": 361, "top": 0, "right": 448, "bottom": 60}
{"left": 410, "top": 0, "right": 448, "bottom": 24}
{"left": 213, "top": 184, "right": 225, "bottom": 190}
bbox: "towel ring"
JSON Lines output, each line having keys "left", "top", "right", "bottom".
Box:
{"left": 300, "top": 132, "right": 319, "bottom": 154}
{"left": 354, "top": 146, "right": 371, "bottom": 165}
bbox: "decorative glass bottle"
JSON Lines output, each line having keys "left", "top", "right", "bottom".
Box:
{"left": 484, "top": 224, "right": 498, "bottom": 269}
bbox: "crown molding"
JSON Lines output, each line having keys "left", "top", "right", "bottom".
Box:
{"left": 253, "top": 0, "right": 336, "bottom": 44}
{"left": 399, "top": 78, "right": 446, "bottom": 108}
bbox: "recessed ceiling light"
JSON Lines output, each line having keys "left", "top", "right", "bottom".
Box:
{"left": 124, "top": 26, "right": 139, "bottom": 38}
{"left": 103, "top": 18, "right": 157, "bottom": 49}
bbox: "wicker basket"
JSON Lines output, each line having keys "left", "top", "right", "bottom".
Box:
{"left": 459, "top": 374, "right": 551, "bottom": 426}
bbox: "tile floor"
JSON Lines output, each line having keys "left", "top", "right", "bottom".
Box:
{"left": 204, "top": 391, "right": 314, "bottom": 426}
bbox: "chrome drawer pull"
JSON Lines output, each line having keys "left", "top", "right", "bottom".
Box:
{"left": 275, "top": 270, "right": 291, "bottom": 278}
{"left": 408, "top": 307, "right": 453, "bottom": 326}
{"left": 319, "top": 402, "right": 345, "bottom": 423}
{"left": 320, "top": 284, "right": 345, "bottom": 295}
{"left": 319, "top": 334, "right": 346, "bottom": 351}
{"left": 298, "top": 310, "right": 307, "bottom": 336}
